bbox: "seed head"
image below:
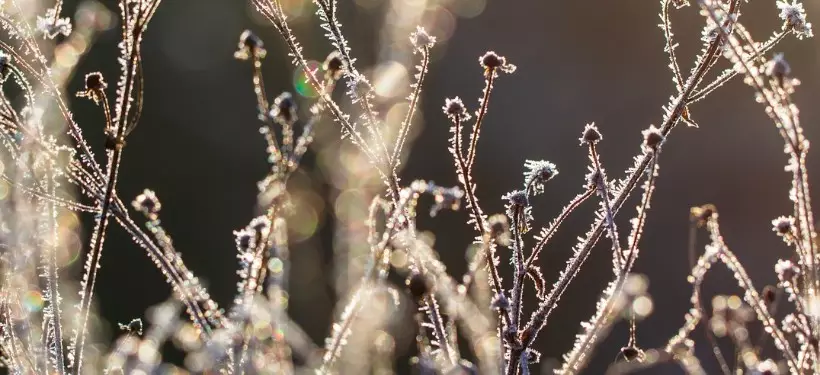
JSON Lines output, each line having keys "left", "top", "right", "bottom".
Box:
{"left": 270, "top": 92, "right": 298, "bottom": 124}
{"left": 85, "top": 72, "right": 107, "bottom": 91}
{"left": 234, "top": 30, "right": 266, "bottom": 60}
{"left": 777, "top": 1, "right": 813, "bottom": 39}
{"left": 523, "top": 160, "right": 558, "bottom": 196}
{"left": 77, "top": 72, "right": 107, "bottom": 104}
{"left": 775, "top": 259, "right": 800, "bottom": 283}
{"left": 132, "top": 189, "right": 161, "bottom": 216}
{"left": 765, "top": 53, "right": 791, "bottom": 82}
{"left": 490, "top": 293, "right": 510, "bottom": 311}
{"left": 580, "top": 123, "right": 602, "bottom": 145}
{"left": 772, "top": 216, "right": 795, "bottom": 236}
{"left": 409, "top": 26, "right": 436, "bottom": 53}
{"left": 323, "top": 51, "right": 346, "bottom": 81}
{"left": 504, "top": 190, "right": 528, "bottom": 208}
{"left": 479, "top": 51, "right": 516, "bottom": 75}
{"left": 642, "top": 125, "right": 665, "bottom": 151}
{"left": 690, "top": 204, "right": 717, "bottom": 226}
{"left": 443, "top": 97, "right": 470, "bottom": 121}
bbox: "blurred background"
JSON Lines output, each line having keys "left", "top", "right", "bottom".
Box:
{"left": 51, "top": 0, "right": 820, "bottom": 373}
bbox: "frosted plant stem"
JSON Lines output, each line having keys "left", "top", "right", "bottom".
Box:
{"left": 519, "top": 17, "right": 729, "bottom": 351}
{"left": 43, "top": 168, "right": 65, "bottom": 375}
{"left": 466, "top": 72, "right": 494, "bottom": 172}
{"left": 72, "top": 93, "right": 123, "bottom": 373}
{"left": 390, "top": 46, "right": 430, "bottom": 174}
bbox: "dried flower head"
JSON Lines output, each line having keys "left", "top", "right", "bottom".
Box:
{"left": 772, "top": 216, "right": 795, "bottom": 236}
{"left": 641, "top": 125, "right": 665, "bottom": 151}
{"left": 323, "top": 51, "right": 346, "bottom": 81}
{"left": 777, "top": 1, "right": 813, "bottom": 39}
{"left": 443, "top": 97, "right": 471, "bottom": 121}
{"left": 270, "top": 92, "right": 298, "bottom": 124}
{"left": 479, "top": 51, "right": 516, "bottom": 75}
{"left": 132, "top": 189, "right": 161, "bottom": 216}
{"left": 580, "top": 123, "right": 602, "bottom": 145}
{"left": 490, "top": 293, "right": 510, "bottom": 311}
{"left": 503, "top": 190, "right": 533, "bottom": 232}
{"left": 523, "top": 160, "right": 558, "bottom": 196}
{"left": 690, "top": 204, "right": 717, "bottom": 226}
{"left": 765, "top": 53, "right": 792, "bottom": 83}
{"left": 775, "top": 259, "right": 800, "bottom": 284}
{"left": 409, "top": 26, "right": 436, "bottom": 53}
{"left": 77, "top": 72, "right": 108, "bottom": 104}
{"left": 234, "top": 30, "right": 266, "bottom": 60}
{"left": 234, "top": 229, "right": 255, "bottom": 251}
{"left": 504, "top": 190, "right": 529, "bottom": 208}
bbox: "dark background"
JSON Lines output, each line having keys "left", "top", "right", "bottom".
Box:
{"left": 58, "top": 0, "right": 820, "bottom": 373}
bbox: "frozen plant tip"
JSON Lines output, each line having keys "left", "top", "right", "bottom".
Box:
{"left": 641, "top": 125, "right": 665, "bottom": 152}
{"left": 523, "top": 160, "right": 558, "bottom": 196}
{"left": 443, "top": 97, "right": 470, "bottom": 121}
{"left": 132, "top": 189, "right": 161, "bottom": 216}
{"left": 323, "top": 51, "right": 346, "bottom": 81}
{"left": 76, "top": 72, "right": 107, "bottom": 104}
{"left": 580, "top": 123, "right": 602, "bottom": 145}
{"left": 777, "top": 0, "right": 813, "bottom": 39}
{"left": 234, "top": 29, "right": 266, "bottom": 60}
{"left": 410, "top": 26, "right": 436, "bottom": 52}
{"left": 479, "top": 51, "right": 516, "bottom": 75}
{"left": 270, "top": 92, "right": 297, "bottom": 124}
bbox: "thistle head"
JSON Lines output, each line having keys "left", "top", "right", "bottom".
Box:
{"left": 234, "top": 30, "right": 266, "bottom": 60}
